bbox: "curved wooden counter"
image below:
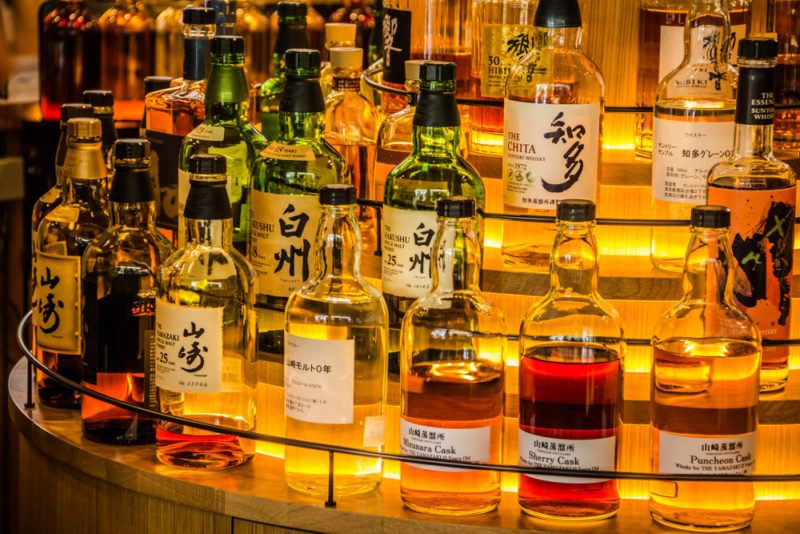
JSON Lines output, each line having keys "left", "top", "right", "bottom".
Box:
{"left": 8, "top": 360, "right": 800, "bottom": 534}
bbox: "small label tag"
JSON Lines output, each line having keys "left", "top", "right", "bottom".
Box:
{"left": 40, "top": 187, "right": 61, "bottom": 205}
{"left": 658, "top": 431, "right": 756, "bottom": 475}
{"left": 518, "top": 429, "right": 616, "bottom": 484}
{"left": 401, "top": 419, "right": 492, "bottom": 472}
{"left": 260, "top": 142, "right": 316, "bottom": 162}
{"left": 363, "top": 415, "right": 386, "bottom": 448}
{"left": 187, "top": 124, "right": 226, "bottom": 142}
{"left": 47, "top": 205, "right": 80, "bottom": 224}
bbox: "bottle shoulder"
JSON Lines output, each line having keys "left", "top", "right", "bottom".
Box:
{"left": 507, "top": 48, "right": 605, "bottom": 101}
{"left": 521, "top": 292, "right": 625, "bottom": 338}
{"left": 707, "top": 156, "right": 797, "bottom": 188}
{"left": 160, "top": 244, "right": 256, "bottom": 296}
{"left": 83, "top": 226, "right": 176, "bottom": 267}
{"left": 286, "top": 279, "right": 388, "bottom": 324}
{"left": 385, "top": 157, "right": 486, "bottom": 206}
{"left": 653, "top": 301, "right": 761, "bottom": 345}
{"left": 404, "top": 292, "right": 506, "bottom": 331}
{"left": 657, "top": 63, "right": 737, "bottom": 102}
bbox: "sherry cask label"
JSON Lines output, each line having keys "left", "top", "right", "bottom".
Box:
{"left": 35, "top": 252, "right": 82, "bottom": 354}
{"left": 480, "top": 24, "right": 534, "bottom": 98}
{"left": 381, "top": 206, "right": 439, "bottom": 298}
{"left": 503, "top": 101, "right": 600, "bottom": 208}
{"left": 658, "top": 431, "right": 756, "bottom": 475}
{"left": 400, "top": 419, "right": 491, "bottom": 472}
{"left": 284, "top": 333, "right": 355, "bottom": 424}
{"left": 518, "top": 429, "right": 616, "bottom": 484}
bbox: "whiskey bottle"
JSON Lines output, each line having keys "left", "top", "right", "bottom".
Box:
{"left": 324, "top": 46, "right": 380, "bottom": 248}
{"left": 83, "top": 90, "right": 118, "bottom": 172}
{"left": 81, "top": 139, "right": 175, "bottom": 445}
{"left": 650, "top": 205, "right": 759, "bottom": 531}
{"left": 518, "top": 200, "right": 623, "bottom": 521}
{"left": 380, "top": 0, "right": 415, "bottom": 114}
{"left": 97, "top": 0, "right": 156, "bottom": 122}
{"left": 145, "top": 6, "right": 216, "bottom": 243}
{"left": 154, "top": 0, "right": 187, "bottom": 79}
{"left": 140, "top": 76, "right": 174, "bottom": 138}
{"left": 382, "top": 61, "right": 484, "bottom": 358}
{"left": 236, "top": 1, "right": 271, "bottom": 86}
{"left": 636, "top": 0, "right": 752, "bottom": 157}
{"left": 34, "top": 118, "right": 110, "bottom": 409}
{"left": 650, "top": 0, "right": 737, "bottom": 272}
{"left": 179, "top": 35, "right": 268, "bottom": 252}
{"left": 399, "top": 196, "right": 505, "bottom": 516}
{"left": 319, "top": 23, "right": 357, "bottom": 97}
{"left": 155, "top": 153, "right": 257, "bottom": 469}
{"left": 708, "top": 38, "right": 795, "bottom": 393}
{"left": 284, "top": 184, "right": 388, "bottom": 496}
{"left": 267, "top": 0, "right": 326, "bottom": 57}
{"left": 769, "top": 0, "right": 800, "bottom": 149}
{"left": 503, "top": 0, "right": 604, "bottom": 270}
{"left": 469, "top": 0, "right": 535, "bottom": 156}
{"left": 258, "top": 1, "right": 311, "bottom": 141}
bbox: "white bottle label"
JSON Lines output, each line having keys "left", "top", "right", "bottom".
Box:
{"left": 250, "top": 190, "right": 321, "bottom": 298}
{"left": 503, "top": 101, "right": 600, "bottom": 209}
{"left": 187, "top": 124, "right": 225, "bottom": 142}
{"left": 400, "top": 419, "right": 491, "bottom": 473}
{"left": 260, "top": 142, "right": 316, "bottom": 162}
{"left": 381, "top": 206, "right": 439, "bottom": 298}
{"left": 284, "top": 333, "right": 355, "bottom": 424}
{"left": 34, "top": 252, "right": 82, "bottom": 354}
{"left": 658, "top": 24, "right": 747, "bottom": 82}
{"left": 155, "top": 299, "right": 224, "bottom": 393}
{"left": 518, "top": 429, "right": 616, "bottom": 484}
{"left": 658, "top": 431, "right": 756, "bottom": 475}
{"left": 652, "top": 116, "right": 734, "bottom": 203}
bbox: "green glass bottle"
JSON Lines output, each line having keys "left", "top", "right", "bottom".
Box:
{"left": 258, "top": 1, "right": 311, "bottom": 141}
{"left": 382, "top": 61, "right": 485, "bottom": 360}
{"left": 178, "top": 35, "right": 267, "bottom": 253}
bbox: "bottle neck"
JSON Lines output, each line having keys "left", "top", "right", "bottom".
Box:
{"left": 535, "top": 26, "right": 582, "bottom": 51}
{"left": 733, "top": 62, "right": 775, "bottom": 158}
{"left": 549, "top": 221, "right": 599, "bottom": 296}
{"left": 205, "top": 59, "right": 250, "bottom": 121}
{"left": 430, "top": 217, "right": 481, "bottom": 294}
{"left": 682, "top": 227, "right": 735, "bottom": 306}
{"left": 412, "top": 124, "right": 461, "bottom": 158}
{"left": 183, "top": 33, "right": 213, "bottom": 81}
{"left": 313, "top": 205, "right": 362, "bottom": 281}
{"left": 279, "top": 77, "right": 326, "bottom": 138}
{"left": 112, "top": 201, "right": 157, "bottom": 229}
{"left": 274, "top": 22, "right": 311, "bottom": 71}
{"left": 63, "top": 140, "right": 108, "bottom": 206}
{"left": 412, "top": 90, "right": 461, "bottom": 158}
{"left": 684, "top": 1, "right": 730, "bottom": 66}
{"left": 185, "top": 218, "right": 233, "bottom": 248}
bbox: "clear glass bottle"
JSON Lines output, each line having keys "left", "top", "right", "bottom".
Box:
{"left": 503, "top": 0, "right": 604, "bottom": 270}
{"left": 382, "top": 61, "right": 484, "bottom": 362}
{"left": 34, "top": 118, "right": 110, "bottom": 409}
{"left": 319, "top": 23, "right": 357, "bottom": 98}
{"left": 769, "top": 0, "right": 800, "bottom": 149}
{"left": 650, "top": 0, "right": 737, "bottom": 272}
{"left": 145, "top": 6, "right": 216, "bottom": 243}
{"left": 518, "top": 200, "right": 624, "bottom": 521}
{"left": 154, "top": 0, "right": 189, "bottom": 78}
{"left": 83, "top": 90, "right": 119, "bottom": 172}
{"left": 650, "top": 205, "right": 759, "bottom": 531}
{"left": 324, "top": 46, "right": 380, "bottom": 249}
{"left": 469, "top": 0, "right": 535, "bottom": 156}
{"left": 268, "top": 0, "right": 326, "bottom": 57}
{"left": 399, "top": 196, "right": 505, "bottom": 516}
{"left": 81, "top": 139, "right": 175, "bottom": 445}
{"left": 284, "top": 183, "right": 388, "bottom": 496}
{"left": 707, "top": 38, "right": 795, "bottom": 393}
{"left": 155, "top": 153, "right": 257, "bottom": 469}
{"left": 258, "top": 1, "right": 311, "bottom": 141}
{"left": 179, "top": 35, "right": 268, "bottom": 253}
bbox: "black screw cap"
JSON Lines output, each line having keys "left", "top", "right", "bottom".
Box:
{"left": 691, "top": 205, "right": 731, "bottom": 229}
{"left": 437, "top": 196, "right": 475, "bottom": 218}
{"left": 188, "top": 154, "right": 227, "bottom": 175}
{"left": 212, "top": 35, "right": 245, "bottom": 55}
{"left": 278, "top": 1, "right": 307, "bottom": 18}
{"left": 319, "top": 184, "right": 356, "bottom": 205}
{"left": 82, "top": 90, "right": 114, "bottom": 108}
{"left": 419, "top": 61, "right": 456, "bottom": 83}
{"left": 738, "top": 37, "right": 778, "bottom": 60}
{"left": 556, "top": 199, "right": 596, "bottom": 222}
{"left": 535, "top": 0, "right": 582, "bottom": 28}
{"left": 60, "top": 103, "right": 94, "bottom": 122}
{"left": 114, "top": 139, "right": 150, "bottom": 163}
{"left": 285, "top": 48, "right": 321, "bottom": 71}
{"left": 184, "top": 6, "right": 216, "bottom": 25}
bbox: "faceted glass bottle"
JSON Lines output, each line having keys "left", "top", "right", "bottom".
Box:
{"left": 518, "top": 200, "right": 623, "bottom": 521}
{"left": 319, "top": 23, "right": 357, "bottom": 97}
{"left": 34, "top": 118, "right": 110, "bottom": 409}
{"left": 81, "top": 139, "right": 175, "bottom": 445}
{"left": 284, "top": 184, "right": 388, "bottom": 497}
{"left": 382, "top": 61, "right": 484, "bottom": 361}
{"left": 708, "top": 38, "right": 796, "bottom": 393}
{"left": 650, "top": 0, "right": 737, "bottom": 272}
{"left": 155, "top": 154, "right": 257, "bottom": 469}
{"left": 145, "top": 6, "right": 216, "bottom": 242}
{"left": 83, "top": 90, "right": 118, "bottom": 172}
{"left": 400, "top": 197, "right": 505, "bottom": 516}
{"left": 179, "top": 36, "right": 268, "bottom": 252}
{"left": 503, "top": 0, "right": 604, "bottom": 270}
{"left": 650, "top": 205, "right": 759, "bottom": 531}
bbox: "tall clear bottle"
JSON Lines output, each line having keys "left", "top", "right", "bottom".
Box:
{"left": 399, "top": 197, "right": 505, "bottom": 516}
{"left": 155, "top": 154, "right": 257, "bottom": 469}
{"left": 518, "top": 200, "right": 623, "bottom": 521}
{"left": 382, "top": 61, "right": 484, "bottom": 362}
{"left": 319, "top": 23, "right": 357, "bottom": 97}
{"left": 650, "top": 0, "right": 737, "bottom": 271}
{"left": 83, "top": 90, "right": 119, "bottom": 172}
{"left": 284, "top": 184, "right": 388, "bottom": 496}
{"left": 81, "top": 139, "right": 175, "bottom": 445}
{"left": 503, "top": 0, "right": 604, "bottom": 270}
{"left": 179, "top": 35, "right": 268, "bottom": 252}
{"left": 707, "top": 38, "right": 795, "bottom": 393}
{"left": 34, "top": 118, "right": 110, "bottom": 409}
{"left": 650, "top": 205, "right": 759, "bottom": 531}
{"left": 154, "top": 0, "right": 189, "bottom": 78}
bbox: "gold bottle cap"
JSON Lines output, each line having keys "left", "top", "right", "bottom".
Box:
{"left": 66, "top": 117, "right": 102, "bottom": 138}
{"left": 325, "top": 22, "right": 356, "bottom": 44}
{"left": 330, "top": 47, "right": 362, "bottom": 69}
{"left": 405, "top": 60, "right": 425, "bottom": 82}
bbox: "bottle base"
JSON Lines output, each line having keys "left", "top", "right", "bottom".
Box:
{"left": 401, "top": 491, "right": 500, "bottom": 517}
{"left": 37, "top": 386, "right": 81, "bottom": 409}
{"left": 650, "top": 511, "right": 753, "bottom": 532}
{"left": 285, "top": 473, "right": 382, "bottom": 498}
{"left": 156, "top": 446, "right": 254, "bottom": 470}
{"left": 759, "top": 366, "right": 788, "bottom": 394}
{"left": 82, "top": 417, "right": 156, "bottom": 445}
{"left": 519, "top": 504, "right": 619, "bottom": 522}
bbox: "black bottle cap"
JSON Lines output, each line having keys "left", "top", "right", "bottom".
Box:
{"left": 419, "top": 61, "right": 456, "bottom": 83}
{"left": 184, "top": 179, "right": 232, "bottom": 220}
{"left": 534, "top": 0, "right": 582, "bottom": 29}
{"left": 319, "top": 184, "right": 356, "bottom": 205}
{"left": 285, "top": 48, "right": 321, "bottom": 71}
{"left": 82, "top": 90, "right": 114, "bottom": 108}
{"left": 113, "top": 139, "right": 150, "bottom": 163}
{"left": 60, "top": 103, "right": 94, "bottom": 123}
{"left": 278, "top": 1, "right": 307, "bottom": 18}
{"left": 212, "top": 35, "right": 245, "bottom": 55}
{"left": 556, "top": 199, "right": 596, "bottom": 222}
{"left": 144, "top": 76, "right": 173, "bottom": 95}
{"left": 184, "top": 6, "right": 216, "bottom": 25}
{"left": 738, "top": 37, "right": 778, "bottom": 60}
{"left": 437, "top": 196, "right": 475, "bottom": 218}
{"left": 691, "top": 205, "right": 731, "bottom": 229}
{"left": 189, "top": 154, "right": 227, "bottom": 175}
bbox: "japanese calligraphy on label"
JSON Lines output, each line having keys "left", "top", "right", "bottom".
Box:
{"left": 261, "top": 142, "right": 316, "bottom": 162}
{"left": 652, "top": 117, "right": 734, "bottom": 203}
{"left": 250, "top": 190, "right": 320, "bottom": 298}
{"left": 382, "top": 206, "right": 439, "bottom": 298}
{"left": 401, "top": 420, "right": 491, "bottom": 472}
{"left": 284, "top": 333, "right": 355, "bottom": 424}
{"left": 155, "top": 299, "right": 224, "bottom": 393}
{"left": 518, "top": 430, "right": 616, "bottom": 484}
{"left": 481, "top": 24, "right": 534, "bottom": 98}
{"left": 658, "top": 24, "right": 746, "bottom": 83}
{"left": 503, "top": 101, "right": 600, "bottom": 209}
{"left": 658, "top": 431, "right": 755, "bottom": 475}
{"left": 382, "top": 9, "right": 412, "bottom": 85}
{"left": 35, "top": 252, "right": 82, "bottom": 354}
{"left": 187, "top": 124, "right": 225, "bottom": 142}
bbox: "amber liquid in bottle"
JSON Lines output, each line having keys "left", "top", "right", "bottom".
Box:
{"left": 771, "top": 0, "right": 800, "bottom": 149}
